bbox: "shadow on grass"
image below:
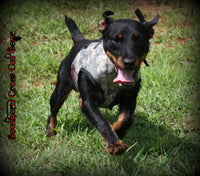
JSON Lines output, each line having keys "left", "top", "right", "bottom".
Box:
{"left": 119, "top": 112, "right": 200, "bottom": 175}
{"left": 59, "top": 109, "right": 200, "bottom": 175}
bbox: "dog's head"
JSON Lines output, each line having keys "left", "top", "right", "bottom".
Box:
{"left": 98, "top": 9, "right": 159, "bottom": 84}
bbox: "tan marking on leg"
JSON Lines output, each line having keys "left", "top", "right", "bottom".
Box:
{"left": 46, "top": 116, "right": 57, "bottom": 137}
{"left": 102, "top": 123, "right": 128, "bottom": 155}
{"left": 106, "top": 140, "right": 128, "bottom": 155}
{"left": 112, "top": 112, "right": 126, "bottom": 131}
{"left": 49, "top": 117, "right": 56, "bottom": 128}
{"left": 101, "top": 123, "right": 118, "bottom": 149}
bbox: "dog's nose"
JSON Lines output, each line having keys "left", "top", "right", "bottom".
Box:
{"left": 123, "top": 58, "right": 135, "bottom": 67}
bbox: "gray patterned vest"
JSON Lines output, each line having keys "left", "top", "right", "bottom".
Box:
{"left": 71, "top": 41, "right": 140, "bottom": 108}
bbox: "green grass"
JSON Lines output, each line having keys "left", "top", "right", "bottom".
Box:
{"left": 0, "top": 0, "right": 200, "bottom": 175}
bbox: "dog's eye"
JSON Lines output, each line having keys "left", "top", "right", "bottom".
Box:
{"left": 112, "top": 35, "right": 121, "bottom": 44}
{"left": 133, "top": 33, "right": 144, "bottom": 45}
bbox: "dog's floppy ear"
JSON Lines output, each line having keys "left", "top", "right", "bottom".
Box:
{"left": 135, "top": 9, "right": 160, "bottom": 38}
{"left": 148, "top": 13, "right": 160, "bottom": 27}
{"left": 98, "top": 11, "right": 114, "bottom": 33}
{"left": 146, "top": 13, "right": 160, "bottom": 39}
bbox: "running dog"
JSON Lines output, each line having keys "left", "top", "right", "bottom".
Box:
{"left": 46, "top": 9, "right": 159, "bottom": 155}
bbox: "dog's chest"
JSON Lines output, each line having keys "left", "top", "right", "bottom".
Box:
{"left": 71, "top": 41, "right": 131, "bottom": 108}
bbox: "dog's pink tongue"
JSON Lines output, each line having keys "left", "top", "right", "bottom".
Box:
{"left": 113, "top": 68, "right": 134, "bottom": 83}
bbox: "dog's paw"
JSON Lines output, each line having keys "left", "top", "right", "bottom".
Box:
{"left": 106, "top": 140, "right": 128, "bottom": 155}
{"left": 46, "top": 116, "right": 57, "bottom": 137}
{"left": 46, "top": 127, "right": 57, "bottom": 137}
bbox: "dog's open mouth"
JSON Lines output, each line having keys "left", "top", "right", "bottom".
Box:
{"left": 113, "top": 67, "right": 135, "bottom": 86}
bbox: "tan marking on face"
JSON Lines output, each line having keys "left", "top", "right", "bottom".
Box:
{"left": 133, "top": 57, "right": 141, "bottom": 70}
{"left": 118, "top": 34, "right": 122, "bottom": 39}
{"left": 135, "top": 53, "right": 149, "bottom": 69}
{"left": 141, "top": 53, "right": 147, "bottom": 62}
{"left": 106, "top": 51, "right": 126, "bottom": 70}
{"left": 106, "top": 51, "right": 117, "bottom": 65}
{"left": 116, "top": 56, "right": 126, "bottom": 70}
{"left": 138, "top": 53, "right": 148, "bottom": 66}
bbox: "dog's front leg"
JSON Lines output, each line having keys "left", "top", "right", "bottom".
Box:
{"left": 112, "top": 86, "right": 140, "bottom": 139}
{"left": 112, "top": 102, "right": 136, "bottom": 139}
{"left": 78, "top": 69, "right": 128, "bottom": 155}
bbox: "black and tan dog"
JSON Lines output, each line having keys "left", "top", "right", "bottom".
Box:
{"left": 46, "top": 9, "right": 159, "bottom": 155}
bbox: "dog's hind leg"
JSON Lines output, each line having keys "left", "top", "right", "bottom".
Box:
{"left": 46, "top": 58, "right": 74, "bottom": 137}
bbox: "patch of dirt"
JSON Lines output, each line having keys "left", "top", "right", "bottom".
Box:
{"left": 129, "top": 0, "right": 172, "bottom": 17}
{"left": 31, "top": 37, "right": 49, "bottom": 47}
{"left": 32, "top": 80, "right": 41, "bottom": 88}
{"left": 176, "top": 36, "right": 194, "bottom": 45}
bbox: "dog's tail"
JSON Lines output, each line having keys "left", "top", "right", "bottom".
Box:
{"left": 65, "top": 15, "right": 85, "bottom": 44}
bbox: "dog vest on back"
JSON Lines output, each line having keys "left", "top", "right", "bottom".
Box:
{"left": 71, "top": 40, "right": 140, "bottom": 108}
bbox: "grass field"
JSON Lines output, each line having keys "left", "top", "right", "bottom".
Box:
{"left": 0, "top": 0, "right": 200, "bottom": 175}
